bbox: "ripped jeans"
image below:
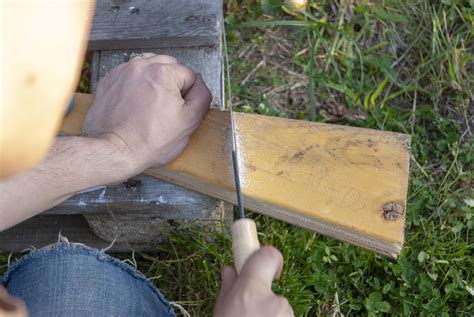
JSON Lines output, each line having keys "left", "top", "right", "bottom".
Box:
{"left": 1, "top": 242, "right": 176, "bottom": 317}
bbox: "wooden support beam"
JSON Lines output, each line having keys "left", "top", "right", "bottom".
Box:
{"left": 89, "top": 0, "right": 222, "bottom": 50}
{"left": 0, "top": 215, "right": 158, "bottom": 252}
{"left": 45, "top": 175, "right": 218, "bottom": 215}
{"left": 63, "top": 93, "right": 411, "bottom": 257}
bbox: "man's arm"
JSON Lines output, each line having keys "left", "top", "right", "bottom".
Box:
{"left": 0, "top": 136, "right": 136, "bottom": 231}
{"left": 0, "top": 53, "right": 210, "bottom": 231}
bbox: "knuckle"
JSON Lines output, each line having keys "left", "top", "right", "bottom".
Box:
{"left": 236, "top": 288, "right": 254, "bottom": 306}
{"left": 204, "top": 87, "right": 212, "bottom": 101}
{"left": 149, "top": 63, "right": 173, "bottom": 79}
{"left": 259, "top": 246, "right": 283, "bottom": 263}
{"left": 127, "top": 57, "right": 142, "bottom": 68}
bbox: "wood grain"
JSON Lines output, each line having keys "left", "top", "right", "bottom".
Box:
{"left": 0, "top": 215, "right": 113, "bottom": 251}
{"left": 62, "top": 93, "right": 411, "bottom": 257}
{"left": 0, "top": 203, "right": 231, "bottom": 252}
{"left": 89, "top": 0, "right": 222, "bottom": 50}
{"left": 0, "top": 215, "right": 160, "bottom": 252}
{"left": 45, "top": 175, "right": 217, "bottom": 216}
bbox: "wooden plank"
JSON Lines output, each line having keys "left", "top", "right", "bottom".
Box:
{"left": 89, "top": 51, "right": 101, "bottom": 93}
{"left": 89, "top": 0, "right": 223, "bottom": 50}
{"left": 0, "top": 215, "right": 121, "bottom": 252}
{"left": 62, "top": 93, "right": 411, "bottom": 257}
{"left": 46, "top": 175, "right": 218, "bottom": 216}
{"left": 96, "top": 48, "right": 222, "bottom": 108}
{"left": 0, "top": 207, "right": 232, "bottom": 252}
{"left": 83, "top": 201, "right": 232, "bottom": 245}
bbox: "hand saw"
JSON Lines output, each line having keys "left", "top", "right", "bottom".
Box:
{"left": 223, "top": 27, "right": 261, "bottom": 274}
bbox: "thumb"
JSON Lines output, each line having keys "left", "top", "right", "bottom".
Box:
{"left": 183, "top": 73, "right": 211, "bottom": 120}
{"left": 218, "top": 266, "right": 237, "bottom": 298}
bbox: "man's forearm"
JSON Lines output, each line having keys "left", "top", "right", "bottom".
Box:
{"left": 0, "top": 136, "right": 136, "bottom": 231}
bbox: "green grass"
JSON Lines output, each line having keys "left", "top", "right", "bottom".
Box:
{"left": 1, "top": 0, "right": 473, "bottom": 316}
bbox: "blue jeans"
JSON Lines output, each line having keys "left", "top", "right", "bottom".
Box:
{"left": 1, "top": 242, "right": 175, "bottom": 317}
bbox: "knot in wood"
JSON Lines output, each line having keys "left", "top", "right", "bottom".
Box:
{"left": 382, "top": 202, "right": 404, "bottom": 221}
{"left": 123, "top": 178, "right": 141, "bottom": 189}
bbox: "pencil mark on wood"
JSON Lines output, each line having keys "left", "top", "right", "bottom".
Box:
{"left": 335, "top": 187, "right": 361, "bottom": 209}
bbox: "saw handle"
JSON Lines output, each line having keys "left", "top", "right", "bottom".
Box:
{"left": 231, "top": 218, "right": 260, "bottom": 274}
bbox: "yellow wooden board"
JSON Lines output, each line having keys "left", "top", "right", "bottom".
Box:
{"left": 63, "top": 93, "right": 411, "bottom": 257}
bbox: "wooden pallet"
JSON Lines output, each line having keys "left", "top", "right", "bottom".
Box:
{"left": 0, "top": 0, "right": 227, "bottom": 252}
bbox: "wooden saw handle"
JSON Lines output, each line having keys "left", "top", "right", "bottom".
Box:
{"left": 231, "top": 219, "right": 260, "bottom": 274}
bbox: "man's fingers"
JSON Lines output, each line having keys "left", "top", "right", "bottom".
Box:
{"left": 169, "top": 63, "right": 196, "bottom": 94}
{"left": 238, "top": 246, "right": 284, "bottom": 289}
{"left": 142, "top": 55, "right": 194, "bottom": 92}
{"left": 183, "top": 74, "right": 211, "bottom": 119}
{"left": 219, "top": 266, "right": 238, "bottom": 297}
{"left": 129, "top": 54, "right": 195, "bottom": 93}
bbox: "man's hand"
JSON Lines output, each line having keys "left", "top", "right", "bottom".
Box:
{"left": 213, "top": 247, "right": 294, "bottom": 317}
{"left": 0, "top": 53, "right": 211, "bottom": 230}
{"left": 83, "top": 53, "right": 211, "bottom": 174}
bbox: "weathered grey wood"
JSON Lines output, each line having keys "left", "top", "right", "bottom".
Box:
{"left": 0, "top": 205, "right": 232, "bottom": 252}
{"left": 51, "top": 1, "right": 226, "bottom": 227}
{"left": 89, "top": 51, "right": 100, "bottom": 93}
{"left": 96, "top": 48, "right": 223, "bottom": 108}
{"left": 0, "top": 215, "right": 121, "bottom": 251}
{"left": 89, "top": 0, "right": 223, "bottom": 50}
{"left": 46, "top": 175, "right": 218, "bottom": 216}
{"left": 84, "top": 201, "right": 232, "bottom": 244}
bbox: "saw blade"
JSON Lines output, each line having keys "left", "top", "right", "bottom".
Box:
{"left": 223, "top": 27, "right": 245, "bottom": 219}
